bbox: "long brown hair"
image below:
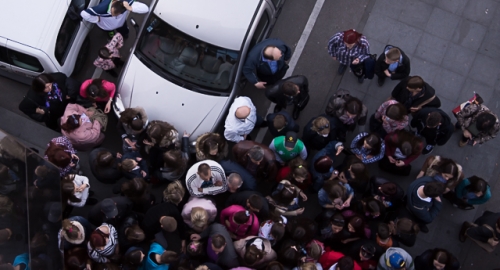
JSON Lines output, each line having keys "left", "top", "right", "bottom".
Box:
{"left": 61, "top": 175, "right": 81, "bottom": 203}
{"left": 45, "top": 142, "right": 71, "bottom": 168}
{"left": 86, "top": 79, "right": 109, "bottom": 101}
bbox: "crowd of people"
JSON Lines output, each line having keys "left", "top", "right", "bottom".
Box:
{"left": 1, "top": 1, "right": 499, "bottom": 269}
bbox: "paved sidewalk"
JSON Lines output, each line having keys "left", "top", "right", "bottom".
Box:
{"left": 335, "top": 0, "right": 500, "bottom": 268}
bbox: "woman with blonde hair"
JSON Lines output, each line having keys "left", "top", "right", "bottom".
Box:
{"left": 181, "top": 197, "right": 217, "bottom": 232}
{"left": 58, "top": 217, "right": 94, "bottom": 252}
{"left": 302, "top": 115, "right": 336, "bottom": 151}
{"left": 163, "top": 180, "right": 185, "bottom": 206}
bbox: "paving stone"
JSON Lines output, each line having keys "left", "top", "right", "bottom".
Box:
{"left": 387, "top": 22, "right": 424, "bottom": 56}
{"left": 451, "top": 19, "right": 487, "bottom": 51}
{"left": 485, "top": 90, "right": 500, "bottom": 117}
{"left": 431, "top": 69, "right": 466, "bottom": 103}
{"left": 490, "top": 5, "right": 500, "bottom": 30}
{"left": 468, "top": 53, "right": 500, "bottom": 87}
{"left": 442, "top": 43, "right": 476, "bottom": 76}
{"left": 370, "top": 0, "right": 409, "bottom": 20}
{"left": 437, "top": 0, "right": 468, "bottom": 15}
{"left": 462, "top": 0, "right": 498, "bottom": 27}
{"left": 459, "top": 78, "right": 494, "bottom": 106}
{"left": 437, "top": 95, "right": 458, "bottom": 116}
{"left": 398, "top": 1, "right": 434, "bottom": 30}
{"left": 409, "top": 57, "right": 440, "bottom": 86}
{"left": 479, "top": 29, "right": 500, "bottom": 59}
{"left": 414, "top": 33, "right": 450, "bottom": 65}
{"left": 363, "top": 14, "right": 398, "bottom": 44}
{"left": 425, "top": 8, "right": 461, "bottom": 41}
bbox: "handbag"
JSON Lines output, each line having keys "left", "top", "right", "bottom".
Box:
{"left": 296, "top": 93, "right": 310, "bottom": 111}
{"left": 452, "top": 92, "right": 481, "bottom": 116}
{"left": 87, "top": 107, "right": 108, "bottom": 132}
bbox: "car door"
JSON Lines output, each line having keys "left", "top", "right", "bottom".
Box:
{"left": 0, "top": 38, "right": 12, "bottom": 74}
{"left": 6, "top": 44, "right": 45, "bottom": 79}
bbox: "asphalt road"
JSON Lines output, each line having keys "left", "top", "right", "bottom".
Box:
{"left": 0, "top": 0, "right": 499, "bottom": 269}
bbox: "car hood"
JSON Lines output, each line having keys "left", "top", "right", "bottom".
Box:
{"left": 119, "top": 55, "right": 229, "bottom": 139}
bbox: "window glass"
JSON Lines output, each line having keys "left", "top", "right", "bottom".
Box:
{"left": 55, "top": 14, "right": 80, "bottom": 65}
{"left": 0, "top": 45, "right": 8, "bottom": 63}
{"left": 249, "top": 13, "right": 269, "bottom": 49}
{"left": 7, "top": 49, "right": 44, "bottom": 72}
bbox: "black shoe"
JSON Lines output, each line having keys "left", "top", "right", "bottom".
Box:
{"left": 459, "top": 221, "right": 472, "bottom": 242}
{"left": 85, "top": 198, "right": 99, "bottom": 206}
{"left": 292, "top": 106, "right": 300, "bottom": 120}
{"left": 377, "top": 76, "right": 385, "bottom": 87}
{"left": 420, "top": 224, "right": 429, "bottom": 233}
{"left": 338, "top": 64, "right": 347, "bottom": 75}
{"left": 422, "top": 145, "right": 434, "bottom": 155}
{"left": 274, "top": 105, "right": 282, "bottom": 113}
{"left": 358, "top": 76, "right": 364, "bottom": 84}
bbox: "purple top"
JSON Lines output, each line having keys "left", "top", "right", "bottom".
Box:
{"left": 206, "top": 237, "right": 219, "bottom": 262}
{"left": 44, "top": 136, "right": 77, "bottom": 176}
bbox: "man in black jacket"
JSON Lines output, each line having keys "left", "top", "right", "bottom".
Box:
{"left": 265, "top": 75, "right": 310, "bottom": 119}
{"left": 243, "top": 38, "right": 292, "bottom": 89}
{"left": 410, "top": 107, "right": 454, "bottom": 155}
{"left": 374, "top": 45, "right": 411, "bottom": 87}
{"left": 266, "top": 110, "right": 300, "bottom": 137}
{"left": 88, "top": 197, "right": 133, "bottom": 227}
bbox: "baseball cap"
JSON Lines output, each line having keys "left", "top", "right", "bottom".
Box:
{"left": 284, "top": 131, "right": 298, "bottom": 148}
{"left": 101, "top": 198, "right": 118, "bottom": 219}
{"left": 387, "top": 252, "right": 406, "bottom": 269}
{"left": 47, "top": 202, "right": 62, "bottom": 223}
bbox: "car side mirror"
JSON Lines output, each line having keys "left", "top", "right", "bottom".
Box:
{"left": 130, "top": 18, "right": 139, "bottom": 33}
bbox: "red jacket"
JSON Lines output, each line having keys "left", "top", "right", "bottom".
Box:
{"left": 384, "top": 132, "right": 423, "bottom": 165}
{"left": 319, "top": 248, "right": 362, "bottom": 270}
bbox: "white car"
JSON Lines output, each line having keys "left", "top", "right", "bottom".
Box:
{"left": 0, "top": 0, "right": 98, "bottom": 84}
{"left": 114, "top": 0, "right": 285, "bottom": 143}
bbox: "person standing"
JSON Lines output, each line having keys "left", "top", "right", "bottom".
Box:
{"left": 406, "top": 177, "right": 445, "bottom": 233}
{"left": 328, "top": 29, "right": 373, "bottom": 83}
{"left": 224, "top": 96, "right": 264, "bottom": 143}
{"left": 374, "top": 45, "right": 411, "bottom": 87}
{"left": 243, "top": 38, "right": 292, "bottom": 89}
{"left": 454, "top": 102, "right": 499, "bottom": 147}
{"left": 266, "top": 110, "right": 300, "bottom": 138}
{"left": 377, "top": 247, "right": 415, "bottom": 270}
{"left": 269, "top": 131, "right": 307, "bottom": 165}
{"left": 265, "top": 75, "right": 310, "bottom": 119}
{"left": 391, "top": 76, "right": 441, "bottom": 114}
{"left": 81, "top": 0, "right": 149, "bottom": 39}
{"left": 410, "top": 107, "right": 454, "bottom": 155}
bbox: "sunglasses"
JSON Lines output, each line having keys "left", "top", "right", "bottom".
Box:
{"left": 317, "top": 124, "right": 329, "bottom": 131}
{"left": 331, "top": 218, "right": 345, "bottom": 226}
{"left": 70, "top": 115, "right": 79, "bottom": 125}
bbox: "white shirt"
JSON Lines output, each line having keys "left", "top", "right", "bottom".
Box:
{"left": 186, "top": 160, "right": 227, "bottom": 197}
{"left": 81, "top": 2, "right": 149, "bottom": 31}
{"left": 224, "top": 96, "right": 257, "bottom": 143}
{"left": 68, "top": 175, "right": 90, "bottom": 207}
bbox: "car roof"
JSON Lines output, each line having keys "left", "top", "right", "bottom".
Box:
{"left": 0, "top": 0, "right": 67, "bottom": 49}
{"left": 154, "top": 0, "right": 261, "bottom": 51}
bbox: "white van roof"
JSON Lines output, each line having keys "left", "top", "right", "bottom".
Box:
{"left": 154, "top": 0, "right": 261, "bottom": 51}
{"left": 0, "top": 0, "right": 68, "bottom": 49}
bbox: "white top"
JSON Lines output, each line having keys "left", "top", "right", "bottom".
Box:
{"left": 417, "top": 186, "right": 432, "bottom": 202}
{"left": 87, "top": 223, "right": 118, "bottom": 263}
{"left": 224, "top": 96, "right": 257, "bottom": 143}
{"left": 186, "top": 160, "right": 227, "bottom": 197}
{"left": 68, "top": 175, "right": 90, "bottom": 207}
{"left": 81, "top": 2, "right": 149, "bottom": 31}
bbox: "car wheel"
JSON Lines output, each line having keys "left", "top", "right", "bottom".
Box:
{"left": 72, "top": 36, "right": 90, "bottom": 76}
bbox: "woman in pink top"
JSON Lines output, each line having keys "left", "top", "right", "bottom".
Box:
{"left": 60, "top": 103, "right": 105, "bottom": 151}
{"left": 220, "top": 205, "right": 259, "bottom": 240}
{"left": 80, "top": 79, "right": 116, "bottom": 113}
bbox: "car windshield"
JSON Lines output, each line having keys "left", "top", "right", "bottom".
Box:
{"left": 137, "top": 14, "right": 240, "bottom": 92}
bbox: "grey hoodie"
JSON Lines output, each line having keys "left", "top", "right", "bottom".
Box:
{"left": 378, "top": 247, "right": 414, "bottom": 270}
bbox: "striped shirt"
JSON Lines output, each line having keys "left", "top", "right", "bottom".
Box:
{"left": 44, "top": 136, "right": 77, "bottom": 177}
{"left": 374, "top": 100, "right": 409, "bottom": 133}
{"left": 327, "top": 32, "right": 371, "bottom": 65}
{"left": 87, "top": 223, "right": 118, "bottom": 263}
{"left": 350, "top": 132, "right": 385, "bottom": 164}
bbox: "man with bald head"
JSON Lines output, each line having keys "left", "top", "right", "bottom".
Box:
{"left": 224, "top": 96, "right": 264, "bottom": 143}
{"left": 243, "top": 38, "right": 292, "bottom": 89}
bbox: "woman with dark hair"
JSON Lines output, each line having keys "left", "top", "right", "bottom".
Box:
{"left": 335, "top": 156, "right": 371, "bottom": 199}
{"left": 340, "top": 215, "right": 369, "bottom": 244}
{"left": 89, "top": 148, "right": 122, "bottom": 183}
{"left": 234, "top": 236, "right": 277, "bottom": 268}
{"left": 79, "top": 79, "right": 115, "bottom": 113}
{"left": 285, "top": 217, "right": 318, "bottom": 245}
{"left": 93, "top": 32, "right": 124, "bottom": 77}
{"left": 18, "top": 73, "right": 77, "bottom": 130}
{"left": 356, "top": 197, "right": 386, "bottom": 221}
{"left": 302, "top": 115, "right": 337, "bottom": 150}
{"left": 317, "top": 212, "right": 346, "bottom": 249}
{"left": 318, "top": 180, "right": 354, "bottom": 210}
{"left": 61, "top": 174, "right": 97, "bottom": 211}
{"left": 370, "top": 176, "right": 405, "bottom": 211}
{"left": 118, "top": 216, "right": 146, "bottom": 253}
{"left": 195, "top": 132, "right": 228, "bottom": 161}
{"left": 118, "top": 107, "right": 149, "bottom": 151}
{"left": 327, "top": 29, "right": 373, "bottom": 83}
{"left": 391, "top": 76, "right": 441, "bottom": 113}
{"left": 267, "top": 180, "right": 306, "bottom": 216}
{"left": 455, "top": 102, "right": 499, "bottom": 146}
{"left": 276, "top": 157, "right": 312, "bottom": 190}
{"left": 350, "top": 132, "right": 385, "bottom": 164}
{"left": 414, "top": 248, "right": 460, "bottom": 270}
{"left": 87, "top": 223, "right": 119, "bottom": 263}
{"left": 416, "top": 156, "right": 464, "bottom": 193}
{"left": 310, "top": 140, "right": 344, "bottom": 192}
{"left": 44, "top": 136, "right": 79, "bottom": 177}
{"left": 220, "top": 205, "right": 259, "bottom": 240}
{"left": 122, "top": 247, "right": 145, "bottom": 270}
{"left": 143, "top": 120, "right": 179, "bottom": 153}
{"left": 325, "top": 91, "right": 368, "bottom": 141}
{"left": 277, "top": 239, "right": 302, "bottom": 268}
{"left": 150, "top": 132, "right": 189, "bottom": 183}
{"left": 370, "top": 100, "right": 408, "bottom": 137}
{"left": 60, "top": 103, "right": 105, "bottom": 150}
{"left": 258, "top": 215, "right": 287, "bottom": 246}
{"left": 120, "top": 177, "right": 155, "bottom": 213}
{"left": 449, "top": 176, "right": 491, "bottom": 210}
{"left": 379, "top": 129, "right": 424, "bottom": 176}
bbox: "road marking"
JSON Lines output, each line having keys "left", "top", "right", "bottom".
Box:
{"left": 255, "top": 0, "right": 326, "bottom": 143}
{"left": 92, "top": 68, "right": 103, "bottom": 79}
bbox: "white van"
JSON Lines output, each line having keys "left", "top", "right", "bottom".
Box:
{"left": 0, "top": 0, "right": 99, "bottom": 84}
{"left": 114, "top": 0, "right": 285, "bottom": 142}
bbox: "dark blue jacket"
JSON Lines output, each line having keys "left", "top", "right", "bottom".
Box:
{"left": 266, "top": 110, "right": 299, "bottom": 137}
{"left": 406, "top": 176, "right": 442, "bottom": 224}
{"left": 219, "top": 159, "right": 256, "bottom": 191}
{"left": 302, "top": 114, "right": 338, "bottom": 151}
{"left": 243, "top": 38, "right": 292, "bottom": 84}
{"left": 310, "top": 140, "right": 342, "bottom": 192}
